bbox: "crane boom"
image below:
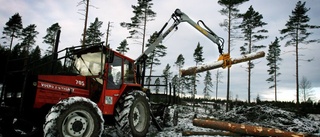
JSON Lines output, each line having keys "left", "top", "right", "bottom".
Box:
{"left": 135, "top": 8, "right": 224, "bottom": 64}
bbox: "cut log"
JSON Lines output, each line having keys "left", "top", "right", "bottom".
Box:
{"left": 180, "top": 51, "right": 265, "bottom": 77}
{"left": 193, "top": 118, "right": 310, "bottom": 137}
{"left": 182, "top": 131, "right": 242, "bottom": 136}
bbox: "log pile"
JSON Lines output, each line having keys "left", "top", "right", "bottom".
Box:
{"left": 179, "top": 51, "right": 265, "bottom": 77}
{"left": 184, "top": 118, "right": 316, "bottom": 137}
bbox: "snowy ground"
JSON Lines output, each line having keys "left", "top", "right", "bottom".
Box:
{"left": 103, "top": 104, "right": 320, "bottom": 137}
{"left": 1, "top": 104, "right": 319, "bottom": 137}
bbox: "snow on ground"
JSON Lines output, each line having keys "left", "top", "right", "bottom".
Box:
{"left": 102, "top": 104, "right": 320, "bottom": 137}
{"left": 1, "top": 103, "right": 319, "bottom": 137}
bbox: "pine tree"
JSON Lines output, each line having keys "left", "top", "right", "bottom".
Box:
{"left": 154, "top": 77, "right": 160, "bottom": 94}
{"left": 2, "top": 13, "right": 23, "bottom": 50}
{"left": 214, "top": 69, "right": 223, "bottom": 100}
{"left": 20, "top": 24, "right": 39, "bottom": 71}
{"left": 192, "top": 42, "right": 204, "bottom": 111}
{"left": 299, "top": 76, "right": 314, "bottom": 102}
{"left": 174, "top": 54, "right": 185, "bottom": 97}
{"left": 43, "top": 23, "right": 61, "bottom": 55}
{"left": 84, "top": 17, "right": 104, "bottom": 46}
{"left": 175, "top": 54, "right": 185, "bottom": 69}
{"left": 192, "top": 42, "right": 204, "bottom": 93}
{"left": 280, "top": 1, "right": 320, "bottom": 104}
{"left": 121, "top": 0, "right": 156, "bottom": 53}
{"left": 238, "top": 5, "right": 268, "bottom": 103}
{"left": 218, "top": 0, "right": 248, "bottom": 112}
{"left": 266, "top": 37, "right": 282, "bottom": 102}
{"left": 20, "top": 24, "right": 39, "bottom": 54}
{"left": 162, "top": 64, "right": 172, "bottom": 93}
{"left": 193, "top": 42, "right": 205, "bottom": 66}
{"left": 116, "top": 39, "right": 129, "bottom": 54}
{"left": 145, "top": 32, "right": 167, "bottom": 77}
{"left": 203, "top": 70, "right": 213, "bottom": 100}
{"left": 171, "top": 74, "right": 178, "bottom": 93}
{"left": 78, "top": 0, "right": 90, "bottom": 47}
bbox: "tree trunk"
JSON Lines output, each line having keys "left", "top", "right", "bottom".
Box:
{"left": 180, "top": 51, "right": 265, "bottom": 77}
{"left": 275, "top": 60, "right": 278, "bottom": 102}
{"left": 193, "top": 118, "right": 308, "bottom": 137}
{"left": 226, "top": 5, "right": 231, "bottom": 112}
{"left": 82, "top": 0, "right": 89, "bottom": 47}
{"left": 142, "top": 5, "right": 147, "bottom": 53}
{"left": 295, "top": 28, "right": 300, "bottom": 106}
{"left": 248, "top": 60, "right": 251, "bottom": 103}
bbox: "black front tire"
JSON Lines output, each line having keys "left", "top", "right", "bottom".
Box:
{"left": 43, "top": 97, "right": 104, "bottom": 137}
{"left": 115, "top": 90, "right": 151, "bottom": 137}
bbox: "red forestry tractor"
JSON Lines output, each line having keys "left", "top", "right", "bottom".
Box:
{"left": 0, "top": 9, "right": 263, "bottom": 137}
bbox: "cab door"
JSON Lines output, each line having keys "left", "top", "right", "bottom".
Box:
{"left": 101, "top": 54, "right": 123, "bottom": 114}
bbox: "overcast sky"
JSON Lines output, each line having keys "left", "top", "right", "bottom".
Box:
{"left": 1, "top": 0, "right": 319, "bottom": 102}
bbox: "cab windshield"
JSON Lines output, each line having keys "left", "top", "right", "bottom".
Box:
{"left": 74, "top": 51, "right": 105, "bottom": 76}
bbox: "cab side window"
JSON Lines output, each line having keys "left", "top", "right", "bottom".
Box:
{"left": 124, "top": 59, "right": 135, "bottom": 83}
{"left": 107, "top": 56, "right": 122, "bottom": 89}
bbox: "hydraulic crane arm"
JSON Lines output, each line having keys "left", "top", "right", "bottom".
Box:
{"left": 135, "top": 8, "right": 224, "bottom": 63}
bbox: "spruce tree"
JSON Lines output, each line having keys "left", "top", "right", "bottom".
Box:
{"left": 84, "top": 17, "right": 104, "bottom": 46}
{"left": 280, "top": 1, "right": 320, "bottom": 104}
{"left": 238, "top": 5, "right": 268, "bottom": 103}
{"left": 116, "top": 39, "right": 129, "bottom": 55}
{"left": 29, "top": 46, "right": 42, "bottom": 74}
{"left": 121, "top": 0, "right": 156, "bottom": 53}
{"left": 266, "top": 37, "right": 282, "bottom": 102}
{"left": 203, "top": 70, "right": 213, "bottom": 100}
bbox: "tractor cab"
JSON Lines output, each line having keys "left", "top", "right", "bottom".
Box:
{"left": 32, "top": 43, "right": 140, "bottom": 115}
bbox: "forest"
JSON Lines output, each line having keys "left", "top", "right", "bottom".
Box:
{"left": 0, "top": 0, "right": 320, "bottom": 136}
{"left": 1, "top": 0, "right": 319, "bottom": 108}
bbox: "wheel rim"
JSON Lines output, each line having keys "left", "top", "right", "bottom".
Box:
{"left": 62, "top": 110, "right": 94, "bottom": 137}
{"left": 132, "top": 101, "right": 147, "bottom": 132}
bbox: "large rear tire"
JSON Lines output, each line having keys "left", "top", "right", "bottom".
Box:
{"left": 115, "top": 90, "right": 151, "bottom": 137}
{"left": 43, "top": 97, "right": 104, "bottom": 137}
